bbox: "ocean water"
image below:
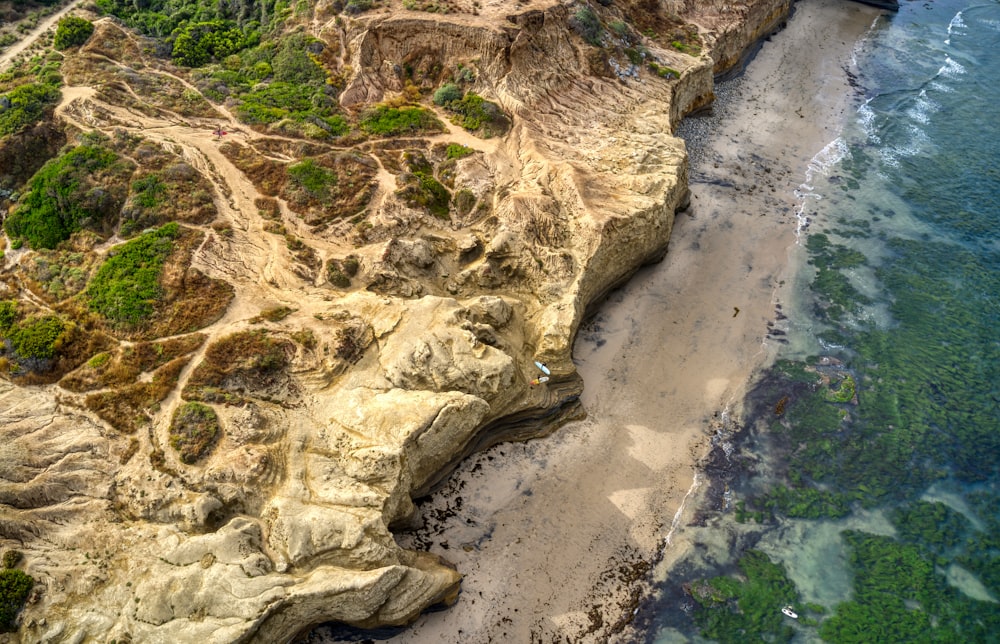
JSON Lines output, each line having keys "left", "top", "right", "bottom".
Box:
{"left": 645, "top": 0, "right": 1000, "bottom": 641}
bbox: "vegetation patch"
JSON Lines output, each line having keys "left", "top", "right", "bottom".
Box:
{"left": 85, "top": 356, "right": 188, "bottom": 433}
{"left": 0, "top": 83, "right": 60, "bottom": 138}
{"left": 86, "top": 223, "right": 179, "bottom": 328}
{"left": 445, "top": 143, "right": 475, "bottom": 160}
{"left": 4, "top": 144, "right": 131, "bottom": 249}
{"left": 433, "top": 88, "right": 509, "bottom": 138}
{"left": 326, "top": 255, "right": 360, "bottom": 288}
{"left": 222, "top": 144, "right": 377, "bottom": 226}
{"left": 169, "top": 402, "right": 221, "bottom": 464}
{"left": 569, "top": 6, "right": 603, "bottom": 46}
{"left": 18, "top": 249, "right": 97, "bottom": 303}
{"left": 395, "top": 151, "right": 450, "bottom": 218}
{"left": 648, "top": 61, "right": 679, "bottom": 79}
{"left": 252, "top": 306, "right": 296, "bottom": 323}
{"left": 183, "top": 330, "right": 293, "bottom": 405}
{"left": 0, "top": 569, "right": 33, "bottom": 633}
{"left": 287, "top": 158, "right": 336, "bottom": 202}
{"left": 60, "top": 334, "right": 205, "bottom": 392}
{"left": 359, "top": 104, "right": 444, "bottom": 137}
{"left": 54, "top": 15, "right": 94, "bottom": 50}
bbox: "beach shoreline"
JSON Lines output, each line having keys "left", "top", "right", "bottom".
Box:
{"left": 311, "top": 1, "right": 885, "bottom": 641}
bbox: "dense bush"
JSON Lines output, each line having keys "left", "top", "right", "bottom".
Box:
{"left": 287, "top": 158, "right": 336, "bottom": 201}
{"left": 445, "top": 143, "right": 474, "bottom": 159}
{"left": 434, "top": 89, "right": 510, "bottom": 138}
{"left": 236, "top": 81, "right": 347, "bottom": 135}
{"left": 53, "top": 15, "right": 94, "bottom": 50}
{"left": 86, "top": 223, "right": 180, "bottom": 327}
{"left": 0, "top": 82, "right": 60, "bottom": 137}
{"left": 0, "top": 569, "right": 33, "bottom": 632}
{"left": 271, "top": 33, "right": 325, "bottom": 85}
{"left": 9, "top": 315, "right": 66, "bottom": 359}
{"left": 4, "top": 145, "right": 122, "bottom": 249}
{"left": 172, "top": 20, "right": 257, "bottom": 67}
{"left": 359, "top": 104, "right": 443, "bottom": 137}
{"left": 432, "top": 82, "right": 462, "bottom": 106}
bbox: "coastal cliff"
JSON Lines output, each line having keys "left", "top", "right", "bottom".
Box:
{"left": 0, "top": 0, "right": 799, "bottom": 640}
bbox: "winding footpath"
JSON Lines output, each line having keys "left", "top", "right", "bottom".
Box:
{"left": 0, "top": 0, "right": 85, "bottom": 70}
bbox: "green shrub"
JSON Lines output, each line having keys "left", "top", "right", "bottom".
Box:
{"left": 169, "top": 401, "right": 220, "bottom": 463}
{"left": 4, "top": 145, "right": 121, "bottom": 249}
{"left": 131, "top": 173, "right": 167, "bottom": 208}
{"left": 53, "top": 15, "right": 94, "bottom": 50}
{"left": 359, "top": 104, "right": 444, "bottom": 137}
{"left": 0, "top": 302, "right": 17, "bottom": 335}
{"left": 236, "top": 82, "right": 347, "bottom": 136}
{"left": 648, "top": 62, "right": 679, "bottom": 79}
{"left": 344, "top": 0, "right": 373, "bottom": 14}
{"left": 0, "top": 569, "right": 33, "bottom": 633}
{"left": 569, "top": 7, "right": 603, "bottom": 46}
{"left": 445, "top": 143, "right": 474, "bottom": 159}
{"left": 0, "top": 83, "right": 61, "bottom": 137}
{"left": 86, "top": 223, "right": 180, "bottom": 327}
{"left": 287, "top": 158, "right": 336, "bottom": 201}
{"left": 9, "top": 315, "right": 66, "bottom": 359}
{"left": 1, "top": 550, "right": 21, "bottom": 570}
{"left": 172, "top": 20, "right": 256, "bottom": 67}
{"left": 444, "top": 92, "right": 510, "bottom": 137}
{"left": 271, "top": 34, "right": 325, "bottom": 85}
{"left": 433, "top": 82, "right": 463, "bottom": 106}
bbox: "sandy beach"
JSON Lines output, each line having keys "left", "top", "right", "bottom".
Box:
{"left": 312, "top": 0, "right": 884, "bottom": 641}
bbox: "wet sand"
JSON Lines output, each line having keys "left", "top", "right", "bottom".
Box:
{"left": 313, "top": 0, "right": 884, "bottom": 641}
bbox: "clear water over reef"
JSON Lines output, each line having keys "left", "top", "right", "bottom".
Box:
{"left": 647, "top": 0, "right": 1000, "bottom": 640}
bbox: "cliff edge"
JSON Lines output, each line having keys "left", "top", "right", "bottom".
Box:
{"left": 0, "top": 0, "right": 793, "bottom": 640}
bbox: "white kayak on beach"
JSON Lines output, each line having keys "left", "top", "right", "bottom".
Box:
{"left": 781, "top": 606, "right": 798, "bottom": 619}
{"left": 534, "top": 360, "right": 551, "bottom": 376}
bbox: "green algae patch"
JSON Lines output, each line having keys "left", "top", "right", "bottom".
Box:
{"left": 692, "top": 550, "right": 800, "bottom": 642}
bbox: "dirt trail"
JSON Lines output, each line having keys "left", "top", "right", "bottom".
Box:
{"left": 0, "top": 0, "right": 84, "bottom": 70}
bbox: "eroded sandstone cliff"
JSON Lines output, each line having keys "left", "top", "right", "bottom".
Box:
{"left": 0, "top": 0, "right": 794, "bottom": 640}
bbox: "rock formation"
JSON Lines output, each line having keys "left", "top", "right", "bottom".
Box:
{"left": 0, "top": 0, "right": 801, "bottom": 640}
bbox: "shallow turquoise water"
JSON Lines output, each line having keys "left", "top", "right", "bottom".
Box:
{"left": 648, "top": 0, "right": 1000, "bottom": 641}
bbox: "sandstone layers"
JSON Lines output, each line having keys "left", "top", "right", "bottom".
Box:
{"left": 1, "top": 0, "right": 794, "bottom": 641}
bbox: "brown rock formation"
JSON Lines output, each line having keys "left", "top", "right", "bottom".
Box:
{"left": 0, "top": 0, "right": 797, "bottom": 640}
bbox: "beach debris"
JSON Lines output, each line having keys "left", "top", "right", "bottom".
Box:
{"left": 781, "top": 605, "right": 799, "bottom": 619}
{"left": 733, "top": 306, "right": 741, "bottom": 317}
{"left": 774, "top": 396, "right": 789, "bottom": 416}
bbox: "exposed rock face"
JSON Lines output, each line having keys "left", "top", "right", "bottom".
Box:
{"left": 0, "top": 0, "right": 797, "bottom": 641}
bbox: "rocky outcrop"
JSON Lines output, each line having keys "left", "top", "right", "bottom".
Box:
{"left": 0, "top": 0, "right": 800, "bottom": 641}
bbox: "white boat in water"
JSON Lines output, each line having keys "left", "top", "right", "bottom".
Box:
{"left": 781, "top": 606, "right": 798, "bottom": 619}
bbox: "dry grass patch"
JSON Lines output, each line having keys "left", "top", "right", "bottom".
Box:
{"left": 60, "top": 333, "right": 205, "bottom": 392}
{"left": 221, "top": 143, "right": 378, "bottom": 227}
{"left": 183, "top": 330, "right": 295, "bottom": 405}
{"left": 85, "top": 356, "right": 189, "bottom": 433}
{"left": 169, "top": 401, "right": 220, "bottom": 464}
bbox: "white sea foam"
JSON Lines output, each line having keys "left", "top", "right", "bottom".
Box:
{"left": 907, "top": 90, "right": 939, "bottom": 125}
{"left": 664, "top": 471, "right": 701, "bottom": 547}
{"left": 793, "top": 138, "right": 849, "bottom": 237}
{"left": 852, "top": 15, "right": 883, "bottom": 67}
{"left": 929, "top": 80, "right": 954, "bottom": 94}
{"left": 939, "top": 56, "right": 967, "bottom": 78}
{"left": 945, "top": 11, "right": 966, "bottom": 45}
